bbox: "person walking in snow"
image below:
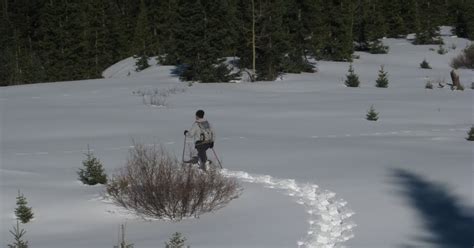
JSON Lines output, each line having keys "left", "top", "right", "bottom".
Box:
{"left": 184, "top": 110, "right": 215, "bottom": 170}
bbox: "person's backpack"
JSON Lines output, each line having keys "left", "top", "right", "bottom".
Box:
{"left": 197, "top": 121, "right": 214, "bottom": 143}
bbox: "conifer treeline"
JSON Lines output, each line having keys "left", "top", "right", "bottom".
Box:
{"left": 1, "top": 0, "right": 473, "bottom": 86}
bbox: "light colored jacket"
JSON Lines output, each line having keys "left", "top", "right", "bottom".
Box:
{"left": 186, "top": 119, "right": 214, "bottom": 143}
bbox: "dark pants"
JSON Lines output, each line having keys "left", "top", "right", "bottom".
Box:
{"left": 195, "top": 141, "right": 213, "bottom": 169}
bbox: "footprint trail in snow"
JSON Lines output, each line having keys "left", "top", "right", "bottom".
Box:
{"left": 221, "top": 169, "right": 356, "bottom": 248}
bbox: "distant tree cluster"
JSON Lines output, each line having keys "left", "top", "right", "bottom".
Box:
{"left": 1, "top": 0, "right": 473, "bottom": 86}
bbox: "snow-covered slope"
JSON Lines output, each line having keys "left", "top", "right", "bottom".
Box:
{"left": 1, "top": 34, "right": 473, "bottom": 248}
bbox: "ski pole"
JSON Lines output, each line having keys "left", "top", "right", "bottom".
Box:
{"left": 211, "top": 148, "right": 223, "bottom": 169}
{"left": 182, "top": 134, "right": 187, "bottom": 163}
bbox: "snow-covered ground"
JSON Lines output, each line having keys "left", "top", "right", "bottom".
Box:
{"left": 1, "top": 34, "right": 473, "bottom": 248}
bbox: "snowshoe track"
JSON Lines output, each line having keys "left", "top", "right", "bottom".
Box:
{"left": 222, "top": 169, "right": 355, "bottom": 248}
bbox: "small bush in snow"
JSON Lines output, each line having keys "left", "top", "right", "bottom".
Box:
{"left": 471, "top": 82, "right": 474, "bottom": 90}
{"left": 366, "top": 105, "right": 379, "bottom": 121}
{"left": 375, "top": 65, "right": 389, "bottom": 88}
{"left": 467, "top": 127, "right": 474, "bottom": 141}
{"left": 344, "top": 64, "right": 360, "bottom": 87}
{"left": 165, "top": 232, "right": 189, "bottom": 248}
{"left": 14, "top": 191, "right": 34, "bottom": 224}
{"left": 135, "top": 54, "right": 150, "bottom": 72}
{"left": 425, "top": 80, "right": 434, "bottom": 89}
{"left": 77, "top": 148, "right": 107, "bottom": 185}
{"left": 7, "top": 220, "right": 28, "bottom": 248}
{"left": 420, "top": 59, "right": 432, "bottom": 69}
{"left": 106, "top": 144, "right": 241, "bottom": 220}
{"left": 437, "top": 44, "right": 448, "bottom": 55}
{"left": 451, "top": 44, "right": 474, "bottom": 69}
{"left": 451, "top": 43, "right": 457, "bottom": 50}
{"left": 369, "top": 40, "right": 389, "bottom": 54}
{"left": 133, "top": 87, "right": 186, "bottom": 107}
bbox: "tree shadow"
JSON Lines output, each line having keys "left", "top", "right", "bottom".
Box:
{"left": 391, "top": 168, "right": 473, "bottom": 248}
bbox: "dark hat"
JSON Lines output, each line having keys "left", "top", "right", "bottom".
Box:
{"left": 196, "top": 110, "right": 205, "bottom": 118}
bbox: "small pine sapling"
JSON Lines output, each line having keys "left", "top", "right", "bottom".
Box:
{"left": 77, "top": 146, "right": 107, "bottom": 185}
{"left": 165, "top": 232, "right": 188, "bottom": 248}
{"left": 8, "top": 220, "right": 28, "bottom": 248}
{"left": 14, "top": 191, "right": 34, "bottom": 224}
{"left": 467, "top": 127, "right": 474, "bottom": 141}
{"left": 366, "top": 105, "right": 379, "bottom": 121}
{"left": 420, "top": 59, "right": 432, "bottom": 69}
{"left": 345, "top": 64, "right": 360, "bottom": 87}
{"left": 375, "top": 65, "right": 389, "bottom": 88}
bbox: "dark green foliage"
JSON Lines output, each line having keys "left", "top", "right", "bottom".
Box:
{"left": 375, "top": 65, "right": 389, "bottom": 88}
{"left": 420, "top": 59, "right": 432, "bottom": 69}
{"left": 369, "top": 40, "right": 389, "bottom": 54}
{"left": 8, "top": 221, "right": 28, "bottom": 248}
{"left": 14, "top": 191, "right": 34, "bottom": 224}
{"left": 467, "top": 127, "right": 474, "bottom": 141}
{"left": 132, "top": 0, "right": 153, "bottom": 57}
{"left": 165, "top": 232, "right": 188, "bottom": 248}
{"left": 320, "top": 0, "right": 354, "bottom": 61}
{"left": 413, "top": 0, "right": 443, "bottom": 45}
{"left": 366, "top": 105, "right": 379, "bottom": 121}
{"left": 174, "top": 0, "right": 238, "bottom": 82}
{"left": 1, "top": 0, "right": 461, "bottom": 85}
{"left": 345, "top": 64, "right": 360, "bottom": 87}
{"left": 135, "top": 54, "right": 150, "bottom": 72}
{"left": 383, "top": 0, "right": 406, "bottom": 37}
{"left": 77, "top": 148, "right": 107, "bottom": 185}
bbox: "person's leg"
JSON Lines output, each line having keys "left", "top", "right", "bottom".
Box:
{"left": 196, "top": 145, "right": 207, "bottom": 170}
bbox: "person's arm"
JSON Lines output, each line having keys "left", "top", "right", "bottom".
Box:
{"left": 185, "top": 122, "right": 199, "bottom": 139}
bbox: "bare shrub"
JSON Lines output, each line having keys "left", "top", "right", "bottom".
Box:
{"left": 133, "top": 87, "right": 186, "bottom": 107}
{"left": 451, "top": 44, "right": 474, "bottom": 69}
{"left": 106, "top": 144, "right": 241, "bottom": 220}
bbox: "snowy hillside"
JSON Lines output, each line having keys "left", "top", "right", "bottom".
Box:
{"left": 1, "top": 34, "right": 473, "bottom": 248}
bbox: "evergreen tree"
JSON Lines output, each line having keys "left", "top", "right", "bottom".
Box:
{"left": 467, "top": 126, "right": 474, "bottom": 141}
{"left": 375, "top": 65, "right": 389, "bottom": 88}
{"left": 420, "top": 59, "right": 432, "bottom": 69}
{"left": 8, "top": 221, "right": 28, "bottom": 248}
{"left": 353, "top": 0, "right": 370, "bottom": 51}
{"left": 77, "top": 148, "right": 107, "bottom": 185}
{"left": 158, "top": 0, "right": 180, "bottom": 65}
{"left": 176, "top": 0, "right": 236, "bottom": 82}
{"left": 37, "top": 0, "right": 88, "bottom": 81}
{"left": 82, "top": 0, "right": 122, "bottom": 78}
{"left": 253, "top": 0, "right": 291, "bottom": 80}
{"left": 165, "top": 232, "right": 187, "bottom": 248}
{"left": 279, "top": 1, "right": 315, "bottom": 73}
{"left": 451, "top": 0, "right": 474, "bottom": 40}
{"left": 345, "top": 64, "right": 360, "bottom": 87}
{"left": 366, "top": 105, "right": 379, "bottom": 121}
{"left": 401, "top": 0, "right": 418, "bottom": 34}
{"left": 135, "top": 54, "right": 149, "bottom": 72}
{"left": 133, "top": 0, "right": 153, "bottom": 71}
{"left": 321, "top": 0, "right": 354, "bottom": 61}
{"left": 300, "top": 0, "right": 325, "bottom": 58}
{"left": 365, "top": 1, "right": 388, "bottom": 54}
{"left": 14, "top": 191, "right": 34, "bottom": 224}
{"left": 413, "top": 0, "right": 443, "bottom": 45}
{"left": 383, "top": 0, "right": 406, "bottom": 38}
